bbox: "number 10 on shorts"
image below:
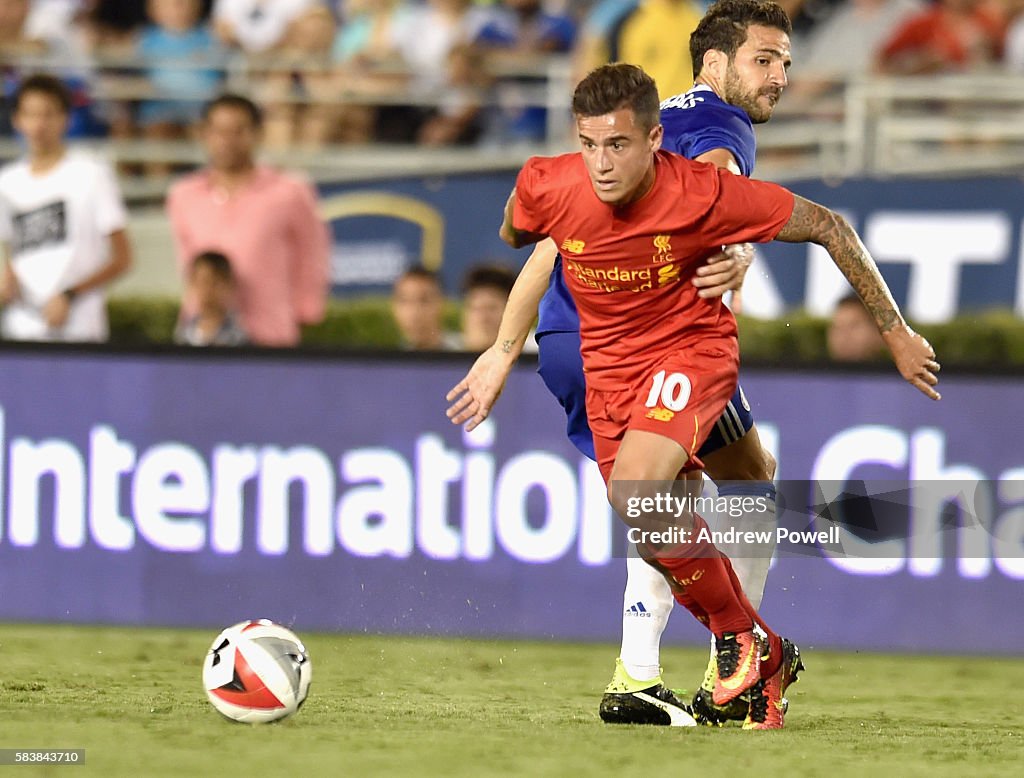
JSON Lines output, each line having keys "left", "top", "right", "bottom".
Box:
{"left": 644, "top": 370, "right": 692, "bottom": 411}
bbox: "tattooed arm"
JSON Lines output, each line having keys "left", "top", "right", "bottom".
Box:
{"left": 446, "top": 239, "right": 558, "bottom": 430}
{"left": 777, "top": 196, "right": 941, "bottom": 400}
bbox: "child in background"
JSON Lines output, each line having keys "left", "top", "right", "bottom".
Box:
{"left": 175, "top": 251, "right": 249, "bottom": 346}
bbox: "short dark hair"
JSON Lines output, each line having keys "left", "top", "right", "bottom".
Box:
{"left": 201, "top": 93, "right": 263, "bottom": 128}
{"left": 690, "top": 0, "right": 792, "bottom": 77}
{"left": 191, "top": 251, "right": 235, "bottom": 281}
{"left": 462, "top": 264, "right": 516, "bottom": 297}
{"left": 395, "top": 265, "right": 442, "bottom": 289}
{"left": 14, "top": 73, "right": 72, "bottom": 115}
{"left": 572, "top": 63, "right": 661, "bottom": 131}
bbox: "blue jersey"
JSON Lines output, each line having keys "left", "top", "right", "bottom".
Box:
{"left": 660, "top": 85, "right": 757, "bottom": 177}
{"left": 536, "top": 85, "right": 757, "bottom": 336}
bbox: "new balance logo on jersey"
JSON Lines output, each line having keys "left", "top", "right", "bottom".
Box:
{"left": 560, "top": 238, "right": 585, "bottom": 254}
{"left": 625, "top": 601, "right": 651, "bottom": 617}
{"left": 12, "top": 200, "right": 67, "bottom": 254}
{"left": 657, "top": 263, "right": 680, "bottom": 287}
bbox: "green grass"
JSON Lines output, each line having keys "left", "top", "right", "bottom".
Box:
{"left": 1, "top": 624, "right": 1022, "bottom": 777}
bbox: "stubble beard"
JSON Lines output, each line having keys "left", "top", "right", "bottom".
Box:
{"left": 724, "top": 66, "right": 778, "bottom": 125}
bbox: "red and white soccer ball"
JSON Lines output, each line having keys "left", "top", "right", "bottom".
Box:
{"left": 202, "top": 620, "right": 312, "bottom": 724}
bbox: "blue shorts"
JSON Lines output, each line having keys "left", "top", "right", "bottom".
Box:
{"left": 536, "top": 329, "right": 754, "bottom": 462}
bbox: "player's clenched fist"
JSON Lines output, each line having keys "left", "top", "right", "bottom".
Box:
{"left": 882, "top": 325, "right": 941, "bottom": 401}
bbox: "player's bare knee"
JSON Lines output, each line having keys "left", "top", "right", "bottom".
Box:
{"left": 608, "top": 480, "right": 699, "bottom": 550}
{"left": 607, "top": 480, "right": 647, "bottom": 530}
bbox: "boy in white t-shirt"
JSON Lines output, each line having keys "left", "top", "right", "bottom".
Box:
{"left": 0, "top": 74, "right": 133, "bottom": 342}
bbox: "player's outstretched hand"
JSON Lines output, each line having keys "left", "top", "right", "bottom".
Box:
{"left": 693, "top": 243, "right": 753, "bottom": 300}
{"left": 883, "top": 324, "right": 941, "bottom": 400}
{"left": 445, "top": 346, "right": 516, "bottom": 431}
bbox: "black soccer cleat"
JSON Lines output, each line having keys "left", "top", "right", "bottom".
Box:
{"left": 600, "top": 683, "right": 698, "bottom": 727}
{"left": 691, "top": 686, "right": 750, "bottom": 726}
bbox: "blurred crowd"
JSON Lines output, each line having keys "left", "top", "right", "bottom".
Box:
{"left": 1, "top": 0, "right": 582, "bottom": 149}
{"left": 4, "top": 0, "right": 1024, "bottom": 153}
{"left": 3, "top": 0, "right": 1021, "bottom": 358}
{"left": 0, "top": 74, "right": 530, "bottom": 351}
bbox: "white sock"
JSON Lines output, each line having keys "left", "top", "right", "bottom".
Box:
{"left": 619, "top": 547, "right": 674, "bottom": 683}
{"left": 717, "top": 484, "right": 777, "bottom": 609}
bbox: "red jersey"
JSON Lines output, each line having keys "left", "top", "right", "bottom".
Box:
{"left": 513, "top": 150, "right": 794, "bottom": 390}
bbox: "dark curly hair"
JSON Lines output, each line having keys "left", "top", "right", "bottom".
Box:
{"left": 690, "top": 0, "right": 792, "bottom": 77}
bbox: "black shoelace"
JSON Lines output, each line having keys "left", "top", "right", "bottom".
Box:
{"left": 748, "top": 680, "right": 768, "bottom": 722}
{"left": 717, "top": 634, "right": 740, "bottom": 678}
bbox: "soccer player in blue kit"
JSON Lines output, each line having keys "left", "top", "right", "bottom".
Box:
{"left": 449, "top": 0, "right": 802, "bottom": 726}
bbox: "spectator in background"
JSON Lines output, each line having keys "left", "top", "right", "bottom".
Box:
{"left": 773, "top": 0, "right": 845, "bottom": 49}
{"left": 2, "top": 0, "right": 79, "bottom": 54}
{"left": 137, "top": 0, "right": 223, "bottom": 133}
{"left": 391, "top": 0, "right": 500, "bottom": 91}
{"left": 1003, "top": 0, "right": 1024, "bottom": 70}
{"left": 459, "top": 263, "right": 535, "bottom": 352}
{"left": 174, "top": 250, "right": 249, "bottom": 345}
{"left": 571, "top": 0, "right": 636, "bottom": 88}
{"left": 787, "top": 0, "right": 923, "bottom": 98}
{"left": 479, "top": 0, "right": 576, "bottom": 54}
{"left": 81, "top": 0, "right": 150, "bottom": 52}
{"left": 1, "top": 0, "right": 106, "bottom": 138}
{"left": 134, "top": 0, "right": 224, "bottom": 175}
{"left": 24, "top": 0, "right": 80, "bottom": 43}
{"left": 384, "top": 0, "right": 505, "bottom": 141}
{"left": 572, "top": 0, "right": 703, "bottom": 101}
{"left": 391, "top": 265, "right": 460, "bottom": 350}
{"left": 332, "top": 0, "right": 412, "bottom": 67}
{"left": 876, "top": 0, "right": 1006, "bottom": 74}
{"left": 259, "top": 3, "right": 337, "bottom": 147}
{"left": 0, "top": 74, "right": 132, "bottom": 341}
{"left": 1, "top": 0, "right": 48, "bottom": 119}
{"left": 213, "top": 0, "right": 321, "bottom": 53}
{"left": 166, "top": 93, "right": 329, "bottom": 347}
{"left": 329, "top": 0, "right": 414, "bottom": 143}
{"left": 477, "top": 0, "right": 577, "bottom": 144}
{"left": 827, "top": 292, "right": 887, "bottom": 362}
{"left": 416, "top": 43, "right": 489, "bottom": 146}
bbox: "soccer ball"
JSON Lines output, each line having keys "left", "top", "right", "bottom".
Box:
{"left": 202, "top": 620, "right": 312, "bottom": 723}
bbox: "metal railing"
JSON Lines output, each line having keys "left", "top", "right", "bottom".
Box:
{"left": 4, "top": 52, "right": 1024, "bottom": 192}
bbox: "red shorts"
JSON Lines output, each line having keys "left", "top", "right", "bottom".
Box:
{"left": 586, "top": 337, "right": 739, "bottom": 483}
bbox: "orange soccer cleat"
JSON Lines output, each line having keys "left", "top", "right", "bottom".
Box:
{"left": 712, "top": 629, "right": 765, "bottom": 705}
{"left": 743, "top": 637, "right": 804, "bottom": 730}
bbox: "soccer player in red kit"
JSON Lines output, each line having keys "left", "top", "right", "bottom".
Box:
{"left": 483, "top": 63, "right": 939, "bottom": 729}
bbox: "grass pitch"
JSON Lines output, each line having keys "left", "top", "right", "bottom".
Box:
{"left": 1, "top": 624, "right": 1022, "bottom": 777}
